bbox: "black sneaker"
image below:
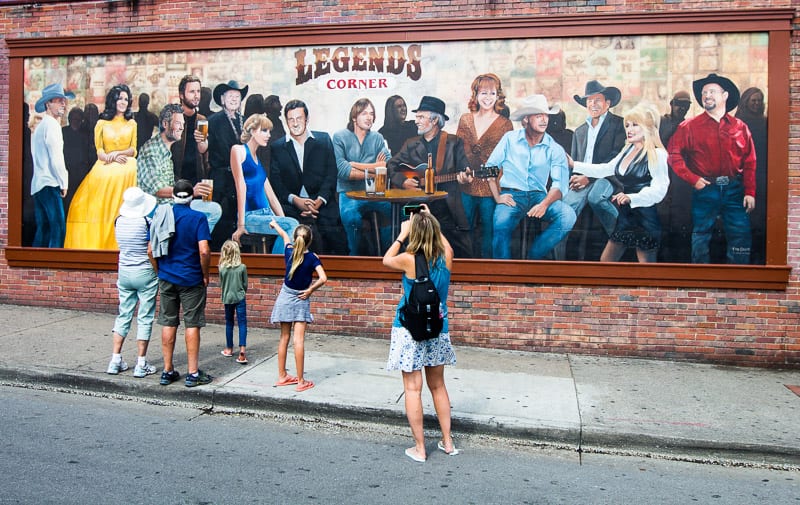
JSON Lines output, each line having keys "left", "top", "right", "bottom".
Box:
{"left": 159, "top": 370, "right": 181, "bottom": 386}
{"left": 185, "top": 370, "right": 213, "bottom": 388}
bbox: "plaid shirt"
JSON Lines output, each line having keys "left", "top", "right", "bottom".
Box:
{"left": 137, "top": 134, "right": 175, "bottom": 204}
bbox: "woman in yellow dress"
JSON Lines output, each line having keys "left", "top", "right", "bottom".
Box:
{"left": 65, "top": 84, "right": 138, "bottom": 250}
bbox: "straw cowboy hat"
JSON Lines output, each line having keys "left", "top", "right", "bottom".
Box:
{"left": 119, "top": 187, "right": 157, "bottom": 218}
{"left": 411, "top": 95, "right": 449, "bottom": 121}
{"left": 573, "top": 80, "right": 622, "bottom": 108}
{"left": 692, "top": 73, "right": 740, "bottom": 112}
{"left": 34, "top": 83, "right": 75, "bottom": 113}
{"left": 510, "top": 94, "right": 560, "bottom": 121}
{"left": 213, "top": 80, "right": 249, "bottom": 107}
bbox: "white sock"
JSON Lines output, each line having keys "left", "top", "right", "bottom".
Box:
{"left": 112, "top": 353, "right": 122, "bottom": 363}
{"left": 137, "top": 356, "right": 147, "bottom": 367}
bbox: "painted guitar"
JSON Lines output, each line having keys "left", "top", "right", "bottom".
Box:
{"left": 399, "top": 163, "right": 500, "bottom": 184}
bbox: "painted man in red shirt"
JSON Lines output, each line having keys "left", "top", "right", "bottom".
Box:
{"left": 667, "top": 73, "right": 756, "bottom": 264}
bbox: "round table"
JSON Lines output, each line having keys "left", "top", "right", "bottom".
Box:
{"left": 345, "top": 189, "right": 448, "bottom": 240}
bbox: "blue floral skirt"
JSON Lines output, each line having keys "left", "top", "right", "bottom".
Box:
{"left": 385, "top": 325, "right": 456, "bottom": 372}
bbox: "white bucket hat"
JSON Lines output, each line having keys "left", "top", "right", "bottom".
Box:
{"left": 510, "top": 95, "right": 560, "bottom": 121}
{"left": 119, "top": 187, "right": 157, "bottom": 218}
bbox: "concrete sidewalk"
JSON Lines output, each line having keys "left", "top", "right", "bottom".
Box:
{"left": 0, "top": 303, "right": 797, "bottom": 467}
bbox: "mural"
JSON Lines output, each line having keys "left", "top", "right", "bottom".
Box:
{"left": 21, "top": 32, "right": 769, "bottom": 264}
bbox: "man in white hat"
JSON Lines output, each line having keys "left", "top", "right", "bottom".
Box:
{"left": 31, "top": 82, "right": 74, "bottom": 248}
{"left": 486, "top": 94, "right": 576, "bottom": 260}
{"left": 668, "top": 73, "right": 756, "bottom": 264}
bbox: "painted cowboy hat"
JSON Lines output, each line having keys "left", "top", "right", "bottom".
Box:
{"left": 573, "top": 80, "right": 622, "bottom": 108}
{"left": 670, "top": 90, "right": 692, "bottom": 105}
{"left": 692, "top": 73, "right": 740, "bottom": 112}
{"left": 411, "top": 95, "right": 449, "bottom": 121}
{"left": 119, "top": 187, "right": 157, "bottom": 219}
{"left": 509, "top": 94, "right": 560, "bottom": 121}
{"left": 34, "top": 83, "right": 75, "bottom": 113}
{"left": 213, "top": 80, "right": 249, "bottom": 107}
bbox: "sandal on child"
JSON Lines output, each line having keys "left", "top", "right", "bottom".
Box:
{"left": 274, "top": 375, "right": 299, "bottom": 387}
{"left": 295, "top": 380, "right": 315, "bottom": 392}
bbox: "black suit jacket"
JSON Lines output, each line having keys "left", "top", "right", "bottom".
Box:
{"left": 570, "top": 112, "right": 626, "bottom": 169}
{"left": 268, "top": 131, "right": 339, "bottom": 221}
{"left": 207, "top": 111, "right": 242, "bottom": 171}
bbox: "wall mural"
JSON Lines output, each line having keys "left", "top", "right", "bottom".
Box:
{"left": 21, "top": 32, "right": 769, "bottom": 264}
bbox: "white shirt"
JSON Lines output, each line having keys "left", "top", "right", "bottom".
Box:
{"left": 583, "top": 112, "right": 608, "bottom": 164}
{"left": 287, "top": 130, "right": 315, "bottom": 201}
{"left": 31, "top": 113, "right": 68, "bottom": 195}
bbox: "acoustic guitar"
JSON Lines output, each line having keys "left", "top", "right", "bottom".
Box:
{"left": 399, "top": 163, "right": 500, "bottom": 185}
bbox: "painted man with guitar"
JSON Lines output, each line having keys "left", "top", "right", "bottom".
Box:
{"left": 386, "top": 96, "right": 474, "bottom": 258}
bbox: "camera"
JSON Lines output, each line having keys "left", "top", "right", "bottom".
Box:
{"left": 402, "top": 203, "right": 423, "bottom": 217}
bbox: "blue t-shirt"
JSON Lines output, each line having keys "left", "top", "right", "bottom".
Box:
{"left": 283, "top": 245, "right": 322, "bottom": 290}
{"left": 157, "top": 203, "right": 211, "bottom": 287}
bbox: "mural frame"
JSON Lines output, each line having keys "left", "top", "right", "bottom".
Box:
{"left": 3, "top": 10, "right": 793, "bottom": 289}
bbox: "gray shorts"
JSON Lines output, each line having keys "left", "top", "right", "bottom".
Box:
{"left": 157, "top": 279, "right": 207, "bottom": 328}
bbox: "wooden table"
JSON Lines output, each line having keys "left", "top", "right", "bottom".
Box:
{"left": 345, "top": 189, "right": 448, "bottom": 239}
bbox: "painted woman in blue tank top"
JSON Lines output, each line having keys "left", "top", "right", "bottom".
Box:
{"left": 231, "top": 113, "right": 299, "bottom": 253}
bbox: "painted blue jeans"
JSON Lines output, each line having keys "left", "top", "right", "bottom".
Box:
{"left": 338, "top": 191, "right": 392, "bottom": 255}
{"left": 244, "top": 208, "right": 299, "bottom": 254}
{"left": 493, "top": 189, "right": 577, "bottom": 260}
{"left": 691, "top": 179, "right": 751, "bottom": 264}
{"left": 461, "top": 192, "right": 496, "bottom": 258}
{"left": 33, "top": 185, "right": 66, "bottom": 248}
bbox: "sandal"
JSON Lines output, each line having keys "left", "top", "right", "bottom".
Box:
{"left": 236, "top": 352, "right": 248, "bottom": 364}
{"left": 295, "top": 380, "right": 315, "bottom": 392}
{"left": 274, "top": 374, "right": 299, "bottom": 387}
{"left": 220, "top": 349, "right": 234, "bottom": 357}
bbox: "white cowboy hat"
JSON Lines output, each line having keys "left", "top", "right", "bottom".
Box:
{"left": 510, "top": 95, "right": 560, "bottom": 121}
{"left": 119, "top": 187, "right": 157, "bottom": 218}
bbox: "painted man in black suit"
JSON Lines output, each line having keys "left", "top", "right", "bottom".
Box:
{"left": 268, "top": 99, "right": 348, "bottom": 255}
{"left": 386, "top": 96, "right": 474, "bottom": 258}
{"left": 555, "top": 80, "right": 626, "bottom": 260}
{"left": 207, "top": 80, "right": 248, "bottom": 250}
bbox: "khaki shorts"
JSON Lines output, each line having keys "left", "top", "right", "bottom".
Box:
{"left": 157, "top": 280, "right": 207, "bottom": 328}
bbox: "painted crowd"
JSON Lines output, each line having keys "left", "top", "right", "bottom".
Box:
{"left": 26, "top": 70, "right": 767, "bottom": 264}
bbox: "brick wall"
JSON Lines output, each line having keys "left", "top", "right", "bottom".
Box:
{"left": 1, "top": 0, "right": 798, "bottom": 367}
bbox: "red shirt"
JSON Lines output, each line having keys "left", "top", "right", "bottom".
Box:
{"left": 667, "top": 112, "right": 757, "bottom": 197}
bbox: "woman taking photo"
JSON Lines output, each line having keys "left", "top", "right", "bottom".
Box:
{"left": 231, "top": 113, "right": 298, "bottom": 253}
{"left": 383, "top": 205, "right": 459, "bottom": 463}
{"left": 66, "top": 84, "right": 138, "bottom": 250}
{"left": 569, "top": 103, "right": 669, "bottom": 262}
{"left": 456, "top": 73, "right": 513, "bottom": 258}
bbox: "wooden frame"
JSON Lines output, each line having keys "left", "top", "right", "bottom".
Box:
{"left": 4, "top": 10, "right": 793, "bottom": 289}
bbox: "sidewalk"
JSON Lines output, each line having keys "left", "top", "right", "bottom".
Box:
{"left": 0, "top": 303, "right": 797, "bottom": 467}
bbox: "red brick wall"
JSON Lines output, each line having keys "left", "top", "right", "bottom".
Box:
{"left": 1, "top": 0, "right": 798, "bottom": 367}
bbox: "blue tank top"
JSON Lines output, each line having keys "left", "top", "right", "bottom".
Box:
{"left": 242, "top": 144, "right": 269, "bottom": 212}
{"left": 393, "top": 255, "right": 450, "bottom": 333}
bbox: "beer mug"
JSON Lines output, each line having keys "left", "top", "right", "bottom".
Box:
{"left": 201, "top": 178, "right": 213, "bottom": 202}
{"left": 197, "top": 119, "right": 208, "bottom": 140}
{"left": 374, "top": 166, "right": 387, "bottom": 196}
{"left": 365, "top": 168, "right": 376, "bottom": 195}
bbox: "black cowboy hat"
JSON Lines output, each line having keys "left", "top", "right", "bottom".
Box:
{"left": 213, "top": 80, "right": 249, "bottom": 107}
{"left": 573, "top": 80, "right": 622, "bottom": 108}
{"left": 412, "top": 96, "right": 449, "bottom": 121}
{"left": 692, "top": 73, "right": 740, "bottom": 112}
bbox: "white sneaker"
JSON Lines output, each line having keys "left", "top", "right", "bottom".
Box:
{"left": 106, "top": 359, "right": 129, "bottom": 375}
{"left": 133, "top": 361, "right": 157, "bottom": 378}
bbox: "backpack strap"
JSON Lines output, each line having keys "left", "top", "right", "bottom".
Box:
{"left": 414, "top": 253, "right": 430, "bottom": 281}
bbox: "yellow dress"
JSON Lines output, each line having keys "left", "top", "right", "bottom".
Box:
{"left": 65, "top": 116, "right": 138, "bottom": 250}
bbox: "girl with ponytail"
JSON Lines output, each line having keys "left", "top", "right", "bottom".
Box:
{"left": 268, "top": 220, "right": 327, "bottom": 392}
